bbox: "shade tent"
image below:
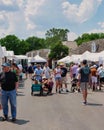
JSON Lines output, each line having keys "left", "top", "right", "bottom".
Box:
{"left": 31, "top": 55, "right": 47, "bottom": 63}
{"left": 81, "top": 51, "right": 91, "bottom": 61}
{"left": 1, "top": 46, "right": 7, "bottom": 57}
{"left": 81, "top": 51, "right": 101, "bottom": 62}
{"left": 58, "top": 56, "right": 71, "bottom": 63}
{"left": 15, "top": 55, "right": 28, "bottom": 60}
{"left": 0, "top": 46, "right": 4, "bottom": 58}
{"left": 66, "top": 51, "right": 104, "bottom": 63}
{"left": 68, "top": 54, "right": 82, "bottom": 63}
{"left": 6, "top": 51, "right": 14, "bottom": 60}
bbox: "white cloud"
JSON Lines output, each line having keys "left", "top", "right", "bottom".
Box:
{"left": 0, "top": 0, "right": 103, "bottom": 41}
{"left": 36, "top": 31, "right": 46, "bottom": 38}
{"left": 87, "top": 22, "right": 104, "bottom": 34}
{"left": 62, "top": 0, "right": 102, "bottom": 23}
{"left": 0, "top": 0, "right": 47, "bottom": 38}
{"left": 0, "top": 0, "right": 13, "bottom": 5}
{"left": 98, "top": 22, "right": 104, "bottom": 28}
{"left": 88, "top": 29, "right": 104, "bottom": 34}
{"left": 24, "top": 0, "right": 46, "bottom": 30}
{"left": 68, "top": 32, "right": 78, "bottom": 41}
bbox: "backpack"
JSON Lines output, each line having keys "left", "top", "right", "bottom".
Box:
{"left": 82, "top": 66, "right": 90, "bottom": 75}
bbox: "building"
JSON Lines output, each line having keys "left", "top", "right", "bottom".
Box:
{"left": 72, "top": 39, "right": 104, "bottom": 54}
{"left": 26, "top": 49, "right": 50, "bottom": 60}
{"left": 62, "top": 41, "right": 78, "bottom": 55}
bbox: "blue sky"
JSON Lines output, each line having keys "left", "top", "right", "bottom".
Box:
{"left": 0, "top": 0, "right": 104, "bottom": 41}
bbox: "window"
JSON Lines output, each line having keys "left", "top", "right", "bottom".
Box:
{"left": 91, "top": 42, "right": 96, "bottom": 53}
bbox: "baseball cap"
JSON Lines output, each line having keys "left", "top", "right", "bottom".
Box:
{"left": 2, "top": 63, "right": 11, "bottom": 67}
{"left": 93, "top": 65, "right": 97, "bottom": 68}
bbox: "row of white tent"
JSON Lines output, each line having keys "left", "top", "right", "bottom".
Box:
{"left": 58, "top": 51, "right": 104, "bottom": 64}
{"left": 0, "top": 46, "right": 14, "bottom": 59}
{"left": 0, "top": 45, "right": 47, "bottom": 63}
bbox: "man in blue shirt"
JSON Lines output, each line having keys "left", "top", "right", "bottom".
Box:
{"left": 34, "top": 64, "right": 43, "bottom": 82}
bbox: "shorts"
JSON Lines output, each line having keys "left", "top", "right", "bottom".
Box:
{"left": 61, "top": 77, "right": 67, "bottom": 84}
{"left": 91, "top": 76, "right": 97, "bottom": 83}
{"left": 80, "top": 82, "right": 89, "bottom": 91}
{"left": 55, "top": 77, "right": 61, "bottom": 81}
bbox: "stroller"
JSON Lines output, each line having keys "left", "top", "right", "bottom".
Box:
{"left": 31, "top": 76, "right": 49, "bottom": 96}
{"left": 70, "top": 78, "right": 78, "bottom": 92}
{"left": 31, "top": 77, "right": 42, "bottom": 96}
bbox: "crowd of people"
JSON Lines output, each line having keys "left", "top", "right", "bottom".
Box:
{"left": 0, "top": 60, "right": 104, "bottom": 122}
{"left": 70, "top": 60, "right": 104, "bottom": 105}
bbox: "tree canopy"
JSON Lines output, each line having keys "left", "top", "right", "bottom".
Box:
{"left": 75, "top": 33, "right": 104, "bottom": 46}
{"left": 45, "top": 28, "right": 69, "bottom": 48}
{"left": 0, "top": 35, "right": 46, "bottom": 55}
{"left": 49, "top": 41, "right": 69, "bottom": 60}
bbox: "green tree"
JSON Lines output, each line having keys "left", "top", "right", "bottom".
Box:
{"left": 0, "top": 35, "right": 30, "bottom": 55}
{"left": 0, "top": 35, "right": 21, "bottom": 54}
{"left": 45, "top": 28, "right": 69, "bottom": 48}
{"left": 75, "top": 33, "right": 104, "bottom": 46}
{"left": 26, "top": 36, "right": 46, "bottom": 51}
{"left": 19, "top": 40, "right": 29, "bottom": 54}
{"left": 49, "top": 41, "right": 69, "bottom": 60}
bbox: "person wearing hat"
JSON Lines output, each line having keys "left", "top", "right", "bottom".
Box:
{"left": 0, "top": 62, "right": 18, "bottom": 121}
{"left": 78, "top": 60, "right": 91, "bottom": 105}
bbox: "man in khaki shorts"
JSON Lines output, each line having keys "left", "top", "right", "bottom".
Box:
{"left": 60, "top": 63, "right": 69, "bottom": 93}
{"left": 78, "top": 60, "right": 91, "bottom": 105}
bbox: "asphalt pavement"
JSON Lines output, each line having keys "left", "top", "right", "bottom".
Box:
{"left": 0, "top": 75, "right": 104, "bottom": 130}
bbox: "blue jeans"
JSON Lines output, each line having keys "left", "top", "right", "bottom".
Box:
{"left": 1, "top": 89, "right": 16, "bottom": 118}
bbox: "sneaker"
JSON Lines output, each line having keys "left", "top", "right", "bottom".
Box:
{"left": 59, "top": 90, "right": 61, "bottom": 94}
{"left": 78, "top": 89, "right": 80, "bottom": 92}
{"left": 11, "top": 118, "right": 16, "bottom": 122}
{"left": 61, "top": 88, "right": 63, "bottom": 91}
{"left": 82, "top": 101, "right": 87, "bottom": 105}
{"left": 2, "top": 115, "right": 8, "bottom": 121}
{"left": 66, "top": 89, "right": 69, "bottom": 92}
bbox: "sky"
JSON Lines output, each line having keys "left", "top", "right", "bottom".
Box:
{"left": 0, "top": 0, "right": 104, "bottom": 41}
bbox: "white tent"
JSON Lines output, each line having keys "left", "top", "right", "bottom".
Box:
{"left": 34, "top": 55, "right": 47, "bottom": 62}
{"left": 31, "top": 55, "right": 47, "bottom": 63}
{"left": 15, "top": 55, "right": 28, "bottom": 60}
{"left": 81, "top": 51, "right": 91, "bottom": 61}
{"left": 58, "top": 56, "right": 71, "bottom": 63}
{"left": 1, "top": 46, "right": 7, "bottom": 57}
{"left": 81, "top": 51, "right": 101, "bottom": 62}
{"left": 69, "top": 54, "right": 82, "bottom": 63}
{"left": 6, "top": 51, "right": 14, "bottom": 60}
{"left": 0, "top": 46, "right": 4, "bottom": 58}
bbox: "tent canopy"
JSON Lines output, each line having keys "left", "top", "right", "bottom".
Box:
{"left": 30, "top": 55, "right": 47, "bottom": 63}
{"left": 58, "top": 56, "right": 70, "bottom": 63}
{"left": 15, "top": 55, "right": 28, "bottom": 60}
{"left": 0, "top": 46, "right": 4, "bottom": 58}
